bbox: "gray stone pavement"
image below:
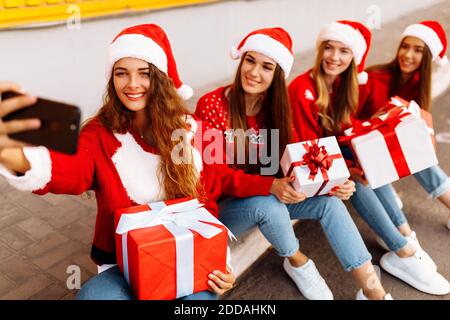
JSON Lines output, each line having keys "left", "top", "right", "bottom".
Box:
{"left": 0, "top": 1, "right": 449, "bottom": 300}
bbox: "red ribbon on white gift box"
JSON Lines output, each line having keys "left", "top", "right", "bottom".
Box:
{"left": 286, "top": 140, "right": 343, "bottom": 196}
{"left": 341, "top": 107, "right": 412, "bottom": 179}
{"left": 116, "top": 199, "right": 235, "bottom": 298}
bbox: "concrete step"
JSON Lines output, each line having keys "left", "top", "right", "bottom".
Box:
{"left": 230, "top": 220, "right": 299, "bottom": 278}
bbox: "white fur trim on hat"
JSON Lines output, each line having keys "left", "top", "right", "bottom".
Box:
{"left": 106, "top": 34, "right": 168, "bottom": 79}
{"left": 358, "top": 71, "right": 368, "bottom": 84}
{"left": 0, "top": 146, "right": 52, "bottom": 192}
{"left": 177, "top": 84, "right": 194, "bottom": 100}
{"left": 317, "top": 22, "right": 367, "bottom": 64}
{"left": 231, "top": 34, "right": 294, "bottom": 78}
{"left": 402, "top": 24, "right": 444, "bottom": 61}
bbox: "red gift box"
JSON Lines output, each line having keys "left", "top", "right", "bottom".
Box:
{"left": 114, "top": 198, "right": 229, "bottom": 300}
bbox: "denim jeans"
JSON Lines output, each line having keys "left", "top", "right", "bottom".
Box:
{"left": 414, "top": 164, "right": 450, "bottom": 199}
{"left": 76, "top": 266, "right": 218, "bottom": 300}
{"left": 218, "top": 195, "right": 372, "bottom": 272}
{"left": 350, "top": 182, "right": 408, "bottom": 252}
{"left": 339, "top": 145, "right": 408, "bottom": 252}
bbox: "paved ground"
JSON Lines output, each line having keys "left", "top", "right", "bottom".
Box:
{"left": 0, "top": 1, "right": 449, "bottom": 300}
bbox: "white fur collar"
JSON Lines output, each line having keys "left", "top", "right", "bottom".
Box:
{"left": 112, "top": 132, "right": 165, "bottom": 204}
{"left": 112, "top": 125, "right": 202, "bottom": 204}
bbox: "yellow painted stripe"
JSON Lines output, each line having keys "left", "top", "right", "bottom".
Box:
{"left": 0, "top": 0, "right": 219, "bottom": 29}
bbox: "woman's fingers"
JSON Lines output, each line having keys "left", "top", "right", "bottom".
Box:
{"left": 0, "top": 81, "right": 24, "bottom": 94}
{"left": 0, "top": 118, "right": 40, "bottom": 135}
{"left": 207, "top": 270, "right": 234, "bottom": 295}
{"left": 0, "top": 95, "right": 37, "bottom": 118}
{"left": 0, "top": 137, "right": 28, "bottom": 149}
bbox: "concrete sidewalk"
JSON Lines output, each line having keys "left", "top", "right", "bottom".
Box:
{"left": 0, "top": 1, "right": 449, "bottom": 300}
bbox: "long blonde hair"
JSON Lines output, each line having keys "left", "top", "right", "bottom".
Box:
{"left": 312, "top": 41, "right": 359, "bottom": 136}
{"left": 95, "top": 63, "right": 204, "bottom": 200}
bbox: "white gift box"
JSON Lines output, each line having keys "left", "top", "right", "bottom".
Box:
{"left": 344, "top": 109, "right": 438, "bottom": 189}
{"left": 280, "top": 136, "right": 350, "bottom": 197}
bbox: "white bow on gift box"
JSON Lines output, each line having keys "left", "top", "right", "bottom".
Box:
{"left": 116, "top": 199, "right": 235, "bottom": 298}
{"left": 389, "top": 97, "right": 435, "bottom": 136}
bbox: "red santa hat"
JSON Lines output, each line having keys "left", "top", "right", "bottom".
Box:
{"left": 316, "top": 20, "right": 372, "bottom": 84}
{"left": 106, "top": 24, "right": 193, "bottom": 100}
{"left": 230, "top": 27, "right": 294, "bottom": 78}
{"left": 402, "top": 20, "right": 448, "bottom": 65}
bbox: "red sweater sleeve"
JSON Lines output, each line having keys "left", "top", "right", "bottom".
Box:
{"left": 34, "top": 122, "right": 102, "bottom": 196}
{"left": 288, "top": 74, "right": 322, "bottom": 141}
{"left": 357, "top": 71, "right": 392, "bottom": 120}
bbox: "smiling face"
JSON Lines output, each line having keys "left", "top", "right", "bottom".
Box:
{"left": 321, "top": 40, "right": 354, "bottom": 77}
{"left": 240, "top": 51, "right": 277, "bottom": 96}
{"left": 113, "top": 57, "right": 151, "bottom": 112}
{"left": 397, "top": 36, "right": 425, "bottom": 75}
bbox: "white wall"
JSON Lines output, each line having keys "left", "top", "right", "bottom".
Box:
{"left": 0, "top": 0, "right": 444, "bottom": 120}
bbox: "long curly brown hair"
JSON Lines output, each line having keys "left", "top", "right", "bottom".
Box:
{"left": 94, "top": 63, "right": 204, "bottom": 200}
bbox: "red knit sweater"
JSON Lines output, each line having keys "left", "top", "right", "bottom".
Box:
{"left": 15, "top": 118, "right": 273, "bottom": 265}
{"left": 194, "top": 86, "right": 295, "bottom": 177}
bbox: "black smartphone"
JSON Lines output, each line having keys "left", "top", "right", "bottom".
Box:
{"left": 1, "top": 91, "right": 81, "bottom": 154}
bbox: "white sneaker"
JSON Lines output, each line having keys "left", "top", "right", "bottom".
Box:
{"left": 380, "top": 251, "right": 450, "bottom": 295}
{"left": 376, "top": 231, "right": 437, "bottom": 271}
{"left": 283, "top": 258, "right": 333, "bottom": 300}
{"left": 406, "top": 231, "right": 437, "bottom": 271}
{"left": 355, "top": 288, "right": 394, "bottom": 300}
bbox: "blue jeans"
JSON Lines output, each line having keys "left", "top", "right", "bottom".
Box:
{"left": 218, "top": 195, "right": 372, "bottom": 272}
{"left": 76, "top": 266, "right": 218, "bottom": 300}
{"left": 359, "top": 165, "right": 450, "bottom": 246}
{"left": 414, "top": 164, "right": 450, "bottom": 199}
{"left": 350, "top": 182, "right": 408, "bottom": 252}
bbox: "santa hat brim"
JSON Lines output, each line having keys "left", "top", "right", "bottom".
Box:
{"left": 317, "top": 22, "right": 366, "bottom": 65}
{"left": 402, "top": 24, "right": 444, "bottom": 61}
{"left": 230, "top": 34, "right": 293, "bottom": 78}
{"left": 106, "top": 34, "right": 168, "bottom": 79}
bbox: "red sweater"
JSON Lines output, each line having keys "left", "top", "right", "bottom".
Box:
{"left": 288, "top": 70, "right": 359, "bottom": 141}
{"left": 194, "top": 86, "right": 294, "bottom": 177}
{"left": 7, "top": 118, "right": 273, "bottom": 265}
{"left": 358, "top": 68, "right": 421, "bottom": 120}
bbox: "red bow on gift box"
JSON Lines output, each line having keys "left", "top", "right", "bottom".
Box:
{"left": 339, "top": 107, "right": 412, "bottom": 179}
{"left": 287, "top": 140, "right": 342, "bottom": 196}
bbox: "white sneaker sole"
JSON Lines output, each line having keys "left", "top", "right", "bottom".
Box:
{"left": 380, "top": 254, "right": 450, "bottom": 295}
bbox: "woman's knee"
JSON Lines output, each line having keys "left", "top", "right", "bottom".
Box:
{"left": 76, "top": 267, "right": 133, "bottom": 300}
{"left": 318, "top": 196, "right": 348, "bottom": 219}
{"left": 241, "top": 195, "right": 290, "bottom": 222}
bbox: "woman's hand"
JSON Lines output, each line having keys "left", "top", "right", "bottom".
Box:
{"left": 348, "top": 166, "right": 369, "bottom": 186}
{"left": 270, "top": 176, "right": 307, "bottom": 204}
{"left": 207, "top": 266, "right": 235, "bottom": 295}
{"left": 328, "top": 179, "right": 356, "bottom": 200}
{"left": 0, "top": 82, "right": 40, "bottom": 150}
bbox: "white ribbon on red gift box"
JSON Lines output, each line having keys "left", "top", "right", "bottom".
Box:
{"left": 116, "top": 199, "right": 235, "bottom": 298}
